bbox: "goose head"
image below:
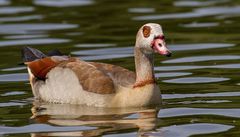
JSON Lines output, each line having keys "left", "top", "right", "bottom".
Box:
{"left": 136, "top": 23, "right": 172, "bottom": 57}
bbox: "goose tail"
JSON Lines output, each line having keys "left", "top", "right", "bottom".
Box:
{"left": 21, "top": 46, "right": 47, "bottom": 63}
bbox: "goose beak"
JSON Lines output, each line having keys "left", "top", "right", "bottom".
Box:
{"left": 151, "top": 36, "right": 172, "bottom": 57}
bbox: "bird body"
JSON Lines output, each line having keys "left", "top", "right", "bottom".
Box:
{"left": 23, "top": 23, "right": 171, "bottom": 108}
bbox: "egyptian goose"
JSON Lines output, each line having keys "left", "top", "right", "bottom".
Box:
{"left": 22, "top": 23, "right": 171, "bottom": 108}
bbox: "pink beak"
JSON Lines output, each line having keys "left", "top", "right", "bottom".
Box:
{"left": 151, "top": 36, "right": 172, "bottom": 57}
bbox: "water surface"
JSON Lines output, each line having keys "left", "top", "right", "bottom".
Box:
{"left": 0, "top": 0, "right": 240, "bottom": 137}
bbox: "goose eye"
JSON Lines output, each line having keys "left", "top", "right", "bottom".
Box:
{"left": 142, "top": 26, "right": 151, "bottom": 38}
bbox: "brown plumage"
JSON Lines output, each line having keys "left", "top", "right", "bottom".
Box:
{"left": 89, "top": 62, "right": 136, "bottom": 87}
{"left": 60, "top": 60, "right": 115, "bottom": 94}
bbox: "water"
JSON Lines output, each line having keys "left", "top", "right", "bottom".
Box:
{"left": 0, "top": 0, "right": 240, "bottom": 136}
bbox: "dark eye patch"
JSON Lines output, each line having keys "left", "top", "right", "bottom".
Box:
{"left": 142, "top": 26, "right": 151, "bottom": 38}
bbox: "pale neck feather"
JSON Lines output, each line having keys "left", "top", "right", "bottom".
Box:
{"left": 134, "top": 47, "right": 155, "bottom": 84}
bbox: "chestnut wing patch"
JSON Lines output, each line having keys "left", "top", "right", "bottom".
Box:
{"left": 26, "top": 57, "right": 58, "bottom": 80}
{"left": 26, "top": 56, "right": 71, "bottom": 80}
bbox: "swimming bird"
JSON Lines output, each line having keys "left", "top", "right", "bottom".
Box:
{"left": 22, "top": 23, "right": 172, "bottom": 108}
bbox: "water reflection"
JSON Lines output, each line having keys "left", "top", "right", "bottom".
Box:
{"left": 30, "top": 102, "right": 159, "bottom": 136}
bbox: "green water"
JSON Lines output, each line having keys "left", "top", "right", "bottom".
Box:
{"left": 0, "top": 0, "right": 240, "bottom": 136}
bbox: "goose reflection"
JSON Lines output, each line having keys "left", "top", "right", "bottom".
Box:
{"left": 30, "top": 101, "right": 160, "bottom": 137}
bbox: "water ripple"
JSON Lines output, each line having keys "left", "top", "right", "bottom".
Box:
{"left": 0, "top": 7, "right": 34, "bottom": 14}
{"left": 163, "top": 91, "right": 240, "bottom": 99}
{"left": 174, "top": 0, "right": 229, "bottom": 7}
{"left": 73, "top": 43, "right": 233, "bottom": 59}
{"left": 147, "top": 123, "right": 233, "bottom": 137}
{"left": 79, "top": 54, "right": 133, "bottom": 61}
{"left": 133, "top": 6, "right": 240, "bottom": 20}
{"left": 168, "top": 100, "right": 231, "bottom": 105}
{"left": 0, "top": 23, "right": 78, "bottom": 34}
{"left": 4, "top": 34, "right": 48, "bottom": 39}
{"left": 1, "top": 66, "right": 26, "bottom": 71}
{"left": 180, "top": 22, "right": 219, "bottom": 28}
{"left": 155, "top": 63, "right": 240, "bottom": 71}
{"left": 213, "top": 63, "right": 240, "bottom": 69}
{"left": 163, "top": 77, "right": 229, "bottom": 84}
{"left": 169, "top": 43, "right": 234, "bottom": 51}
{"left": 0, "top": 0, "right": 10, "bottom": 5}
{"left": 159, "top": 107, "right": 240, "bottom": 118}
{"left": 0, "top": 102, "right": 25, "bottom": 107}
{"left": 128, "top": 8, "right": 155, "bottom": 13}
{"left": 72, "top": 47, "right": 132, "bottom": 55}
{"left": 0, "top": 73, "right": 28, "bottom": 82}
{"left": 75, "top": 43, "right": 116, "bottom": 48}
{"left": 0, "top": 124, "right": 94, "bottom": 135}
{"left": 155, "top": 72, "right": 192, "bottom": 78}
{"left": 0, "top": 38, "right": 70, "bottom": 47}
{"left": 1, "top": 91, "right": 25, "bottom": 96}
{"left": 163, "top": 55, "right": 240, "bottom": 64}
{"left": 155, "top": 65, "right": 205, "bottom": 71}
{"left": 0, "top": 15, "right": 43, "bottom": 23}
{"left": 34, "top": 0, "right": 94, "bottom": 7}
